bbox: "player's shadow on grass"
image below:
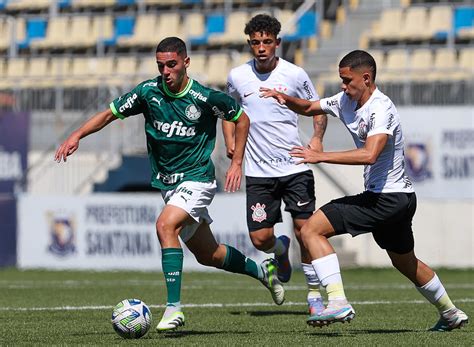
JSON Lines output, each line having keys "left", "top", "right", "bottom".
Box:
{"left": 158, "top": 330, "right": 251, "bottom": 338}
{"left": 308, "top": 328, "right": 415, "bottom": 337}
{"left": 229, "top": 310, "right": 303, "bottom": 317}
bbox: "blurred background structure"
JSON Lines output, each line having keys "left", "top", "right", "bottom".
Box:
{"left": 0, "top": 0, "right": 472, "bottom": 269}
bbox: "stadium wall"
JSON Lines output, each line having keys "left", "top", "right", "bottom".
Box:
{"left": 15, "top": 106, "right": 473, "bottom": 269}
{"left": 17, "top": 192, "right": 473, "bottom": 270}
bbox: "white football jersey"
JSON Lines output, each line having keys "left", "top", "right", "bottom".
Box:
{"left": 227, "top": 58, "right": 319, "bottom": 177}
{"left": 320, "top": 88, "right": 414, "bottom": 193}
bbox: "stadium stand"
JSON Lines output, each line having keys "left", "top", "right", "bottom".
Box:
{"left": 0, "top": 0, "right": 472, "bottom": 195}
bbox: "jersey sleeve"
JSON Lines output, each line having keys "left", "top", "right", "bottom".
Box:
{"left": 294, "top": 68, "right": 319, "bottom": 101}
{"left": 208, "top": 89, "right": 243, "bottom": 122}
{"left": 367, "top": 100, "right": 398, "bottom": 137}
{"left": 320, "top": 92, "right": 344, "bottom": 118}
{"left": 226, "top": 71, "right": 241, "bottom": 103}
{"left": 109, "top": 84, "right": 144, "bottom": 119}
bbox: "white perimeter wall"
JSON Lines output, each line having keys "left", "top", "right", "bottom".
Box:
{"left": 18, "top": 106, "right": 473, "bottom": 270}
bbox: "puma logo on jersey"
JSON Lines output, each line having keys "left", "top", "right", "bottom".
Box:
{"left": 151, "top": 97, "right": 163, "bottom": 106}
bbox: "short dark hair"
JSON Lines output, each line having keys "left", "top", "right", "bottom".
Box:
{"left": 245, "top": 14, "right": 281, "bottom": 37}
{"left": 339, "top": 50, "right": 377, "bottom": 81}
{"left": 156, "top": 37, "right": 187, "bottom": 56}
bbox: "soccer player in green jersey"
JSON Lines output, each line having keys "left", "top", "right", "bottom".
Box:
{"left": 55, "top": 37, "right": 285, "bottom": 332}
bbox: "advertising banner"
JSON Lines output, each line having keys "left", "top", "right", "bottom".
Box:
{"left": 18, "top": 194, "right": 291, "bottom": 270}
{"left": 401, "top": 106, "right": 473, "bottom": 199}
{"left": 0, "top": 111, "right": 29, "bottom": 266}
{"left": 0, "top": 111, "right": 29, "bottom": 193}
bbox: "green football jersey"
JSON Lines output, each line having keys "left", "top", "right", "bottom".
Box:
{"left": 109, "top": 77, "right": 243, "bottom": 190}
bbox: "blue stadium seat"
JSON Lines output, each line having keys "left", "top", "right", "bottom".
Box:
{"left": 104, "top": 15, "right": 135, "bottom": 46}
{"left": 18, "top": 18, "right": 47, "bottom": 49}
{"left": 58, "top": 0, "right": 71, "bottom": 8}
{"left": 116, "top": 0, "right": 134, "bottom": 5}
{"left": 283, "top": 11, "right": 317, "bottom": 41}
{"left": 207, "top": 13, "right": 225, "bottom": 34}
{"left": 190, "top": 13, "right": 225, "bottom": 45}
{"left": 454, "top": 7, "right": 474, "bottom": 36}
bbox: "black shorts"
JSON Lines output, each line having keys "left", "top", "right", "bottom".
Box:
{"left": 246, "top": 170, "right": 315, "bottom": 232}
{"left": 320, "top": 191, "right": 417, "bottom": 254}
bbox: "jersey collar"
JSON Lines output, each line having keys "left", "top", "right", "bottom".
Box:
{"left": 162, "top": 77, "right": 193, "bottom": 98}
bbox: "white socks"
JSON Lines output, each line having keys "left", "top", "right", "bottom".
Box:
{"left": 311, "top": 253, "right": 346, "bottom": 301}
{"left": 311, "top": 253, "right": 342, "bottom": 287}
{"left": 302, "top": 263, "right": 321, "bottom": 299}
{"left": 416, "top": 273, "right": 455, "bottom": 313}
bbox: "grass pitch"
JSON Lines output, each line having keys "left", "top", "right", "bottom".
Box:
{"left": 0, "top": 267, "right": 472, "bottom": 345}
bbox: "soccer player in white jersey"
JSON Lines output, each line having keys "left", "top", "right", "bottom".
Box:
{"left": 260, "top": 50, "right": 469, "bottom": 331}
{"left": 223, "top": 14, "right": 327, "bottom": 316}
{"left": 55, "top": 37, "right": 285, "bottom": 332}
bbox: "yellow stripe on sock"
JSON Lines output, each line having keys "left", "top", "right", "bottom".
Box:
{"left": 435, "top": 293, "right": 455, "bottom": 313}
{"left": 326, "top": 283, "right": 346, "bottom": 301}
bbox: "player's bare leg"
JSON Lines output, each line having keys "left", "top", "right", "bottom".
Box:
{"left": 301, "top": 210, "right": 355, "bottom": 327}
{"left": 388, "top": 250, "right": 469, "bottom": 331}
{"left": 187, "top": 222, "right": 285, "bottom": 305}
{"left": 249, "top": 227, "right": 292, "bottom": 283}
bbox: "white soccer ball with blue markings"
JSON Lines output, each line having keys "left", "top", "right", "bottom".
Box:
{"left": 111, "top": 299, "right": 152, "bottom": 339}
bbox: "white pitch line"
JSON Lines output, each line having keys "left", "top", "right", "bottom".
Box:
{"left": 1, "top": 298, "right": 473, "bottom": 312}
{"left": 1, "top": 280, "right": 473, "bottom": 291}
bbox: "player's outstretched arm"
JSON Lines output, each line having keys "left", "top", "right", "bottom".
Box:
{"left": 290, "top": 133, "right": 388, "bottom": 165}
{"left": 222, "top": 120, "right": 236, "bottom": 159}
{"left": 259, "top": 87, "right": 325, "bottom": 116}
{"left": 54, "top": 108, "right": 117, "bottom": 163}
{"left": 224, "top": 111, "right": 249, "bottom": 193}
{"left": 309, "top": 114, "right": 328, "bottom": 152}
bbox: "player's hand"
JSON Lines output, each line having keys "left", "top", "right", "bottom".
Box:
{"left": 224, "top": 162, "right": 242, "bottom": 193}
{"left": 289, "top": 144, "right": 322, "bottom": 164}
{"left": 54, "top": 132, "right": 80, "bottom": 163}
{"left": 259, "top": 87, "right": 286, "bottom": 105}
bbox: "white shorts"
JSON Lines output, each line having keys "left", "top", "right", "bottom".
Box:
{"left": 161, "top": 180, "right": 217, "bottom": 242}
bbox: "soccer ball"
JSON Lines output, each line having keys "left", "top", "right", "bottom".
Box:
{"left": 111, "top": 299, "right": 152, "bottom": 339}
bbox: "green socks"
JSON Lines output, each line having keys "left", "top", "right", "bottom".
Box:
{"left": 222, "top": 245, "right": 262, "bottom": 280}
{"left": 162, "top": 248, "right": 184, "bottom": 306}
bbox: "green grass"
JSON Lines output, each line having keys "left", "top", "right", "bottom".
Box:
{"left": 0, "top": 268, "right": 472, "bottom": 345}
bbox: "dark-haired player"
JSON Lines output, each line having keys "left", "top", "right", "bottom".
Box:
{"left": 223, "top": 13, "right": 327, "bottom": 317}
{"left": 55, "top": 36, "right": 285, "bottom": 332}
{"left": 261, "top": 50, "right": 469, "bottom": 331}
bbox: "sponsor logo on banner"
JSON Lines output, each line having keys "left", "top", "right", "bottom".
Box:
{"left": 405, "top": 143, "right": 432, "bottom": 182}
{"left": 46, "top": 210, "right": 76, "bottom": 257}
{"left": 441, "top": 129, "right": 474, "bottom": 179}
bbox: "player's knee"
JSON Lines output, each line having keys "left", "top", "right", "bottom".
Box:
{"left": 250, "top": 234, "right": 273, "bottom": 251}
{"left": 300, "top": 223, "right": 326, "bottom": 246}
{"left": 155, "top": 218, "right": 177, "bottom": 243}
{"left": 248, "top": 228, "right": 274, "bottom": 251}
